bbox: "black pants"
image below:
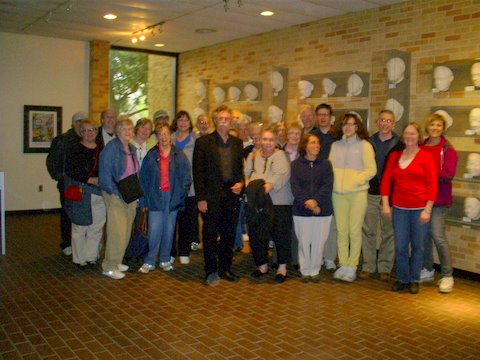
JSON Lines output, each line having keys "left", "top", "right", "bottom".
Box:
{"left": 248, "top": 205, "right": 292, "bottom": 267}
{"left": 171, "top": 196, "right": 199, "bottom": 257}
{"left": 201, "top": 192, "right": 240, "bottom": 276}
{"left": 58, "top": 183, "right": 72, "bottom": 250}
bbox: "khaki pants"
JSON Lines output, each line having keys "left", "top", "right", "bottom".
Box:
{"left": 101, "top": 192, "right": 137, "bottom": 272}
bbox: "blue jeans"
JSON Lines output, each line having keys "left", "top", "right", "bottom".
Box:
{"left": 392, "top": 207, "right": 428, "bottom": 283}
{"left": 423, "top": 206, "right": 453, "bottom": 277}
{"left": 145, "top": 209, "right": 178, "bottom": 265}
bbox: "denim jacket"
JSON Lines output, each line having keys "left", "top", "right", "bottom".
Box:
{"left": 99, "top": 138, "right": 139, "bottom": 198}
{"left": 139, "top": 144, "right": 191, "bottom": 211}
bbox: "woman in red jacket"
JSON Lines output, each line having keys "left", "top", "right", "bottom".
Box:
{"left": 380, "top": 122, "right": 438, "bottom": 294}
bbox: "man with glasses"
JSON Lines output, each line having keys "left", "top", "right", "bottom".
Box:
{"left": 193, "top": 105, "right": 244, "bottom": 285}
{"left": 360, "top": 110, "right": 402, "bottom": 281}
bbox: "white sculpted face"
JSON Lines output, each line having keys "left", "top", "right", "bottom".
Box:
{"left": 385, "top": 98, "right": 404, "bottom": 122}
{"left": 298, "top": 80, "right": 314, "bottom": 99}
{"left": 469, "top": 108, "right": 480, "bottom": 132}
{"left": 271, "top": 71, "right": 284, "bottom": 96}
{"left": 386, "top": 57, "right": 406, "bottom": 84}
{"left": 268, "top": 105, "right": 283, "bottom": 123}
{"left": 433, "top": 65, "right": 454, "bottom": 91}
{"left": 228, "top": 86, "right": 241, "bottom": 101}
{"left": 212, "top": 87, "right": 225, "bottom": 104}
{"left": 347, "top": 74, "right": 364, "bottom": 96}
{"left": 322, "top": 78, "right": 336, "bottom": 96}
{"left": 466, "top": 153, "right": 480, "bottom": 176}
{"left": 244, "top": 84, "right": 259, "bottom": 101}
{"left": 471, "top": 62, "right": 480, "bottom": 87}
{"left": 434, "top": 110, "right": 453, "bottom": 130}
{"left": 195, "top": 82, "right": 206, "bottom": 102}
{"left": 465, "top": 197, "right": 480, "bottom": 220}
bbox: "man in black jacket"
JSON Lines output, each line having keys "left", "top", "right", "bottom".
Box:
{"left": 46, "top": 112, "right": 87, "bottom": 255}
{"left": 193, "top": 106, "right": 244, "bottom": 285}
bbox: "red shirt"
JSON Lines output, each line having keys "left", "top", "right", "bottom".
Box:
{"left": 380, "top": 149, "right": 438, "bottom": 209}
{"left": 158, "top": 147, "right": 170, "bottom": 192}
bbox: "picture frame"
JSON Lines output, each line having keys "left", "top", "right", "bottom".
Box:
{"left": 23, "top": 105, "right": 62, "bottom": 153}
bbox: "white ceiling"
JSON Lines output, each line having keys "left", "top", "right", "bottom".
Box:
{"left": 0, "top": 0, "right": 405, "bottom": 53}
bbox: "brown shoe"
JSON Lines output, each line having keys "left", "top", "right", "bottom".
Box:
{"left": 379, "top": 272, "right": 390, "bottom": 282}
{"left": 359, "top": 271, "right": 372, "bottom": 280}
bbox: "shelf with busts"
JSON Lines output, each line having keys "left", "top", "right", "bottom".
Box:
{"left": 445, "top": 196, "right": 480, "bottom": 229}
{"left": 299, "top": 71, "right": 370, "bottom": 99}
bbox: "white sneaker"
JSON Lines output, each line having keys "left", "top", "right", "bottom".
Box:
{"left": 268, "top": 240, "right": 274, "bottom": 248}
{"left": 324, "top": 259, "right": 337, "bottom": 271}
{"left": 439, "top": 276, "right": 454, "bottom": 293}
{"left": 161, "top": 262, "right": 174, "bottom": 271}
{"left": 191, "top": 242, "right": 200, "bottom": 251}
{"left": 62, "top": 246, "right": 72, "bottom": 256}
{"left": 179, "top": 256, "right": 190, "bottom": 264}
{"left": 343, "top": 267, "right": 357, "bottom": 282}
{"left": 102, "top": 270, "right": 125, "bottom": 280}
{"left": 117, "top": 264, "right": 129, "bottom": 272}
{"left": 420, "top": 268, "right": 435, "bottom": 283}
{"left": 333, "top": 266, "right": 347, "bottom": 280}
{"left": 138, "top": 263, "right": 155, "bottom": 274}
{"left": 170, "top": 256, "right": 175, "bottom": 264}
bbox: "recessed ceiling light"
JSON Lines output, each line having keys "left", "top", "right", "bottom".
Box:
{"left": 154, "top": 43, "right": 165, "bottom": 47}
{"left": 103, "top": 14, "right": 117, "bottom": 20}
{"left": 195, "top": 28, "right": 217, "bottom": 34}
{"left": 261, "top": 11, "right": 274, "bottom": 16}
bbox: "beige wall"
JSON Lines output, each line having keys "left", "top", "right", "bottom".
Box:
{"left": 177, "top": 0, "right": 480, "bottom": 273}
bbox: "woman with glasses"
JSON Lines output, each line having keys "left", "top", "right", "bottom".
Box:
{"left": 65, "top": 119, "right": 105, "bottom": 269}
{"left": 329, "top": 113, "right": 376, "bottom": 282}
{"left": 244, "top": 128, "right": 293, "bottom": 283}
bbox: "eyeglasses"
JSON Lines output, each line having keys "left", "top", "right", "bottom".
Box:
{"left": 81, "top": 128, "right": 97, "bottom": 133}
{"left": 379, "top": 118, "right": 393, "bottom": 123}
{"left": 215, "top": 116, "right": 231, "bottom": 122}
{"left": 199, "top": 121, "right": 209, "bottom": 125}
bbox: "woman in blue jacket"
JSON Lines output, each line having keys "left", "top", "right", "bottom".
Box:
{"left": 291, "top": 133, "right": 334, "bottom": 282}
{"left": 138, "top": 123, "right": 191, "bottom": 274}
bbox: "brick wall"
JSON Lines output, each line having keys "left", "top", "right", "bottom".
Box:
{"left": 177, "top": 0, "right": 480, "bottom": 273}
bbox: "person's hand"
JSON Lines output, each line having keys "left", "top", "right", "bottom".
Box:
{"left": 87, "top": 177, "right": 99, "bottom": 186}
{"left": 312, "top": 206, "right": 321, "bottom": 215}
{"left": 230, "top": 182, "right": 243, "bottom": 195}
{"left": 419, "top": 210, "right": 431, "bottom": 224}
{"left": 263, "top": 182, "right": 273, "bottom": 194}
{"left": 382, "top": 205, "right": 392, "bottom": 217}
{"left": 304, "top": 199, "right": 318, "bottom": 211}
{"left": 198, "top": 200, "right": 208, "bottom": 213}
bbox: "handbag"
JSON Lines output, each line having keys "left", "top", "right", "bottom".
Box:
{"left": 117, "top": 173, "right": 143, "bottom": 203}
{"left": 64, "top": 185, "right": 83, "bottom": 201}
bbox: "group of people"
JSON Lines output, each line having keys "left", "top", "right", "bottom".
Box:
{"left": 47, "top": 102, "right": 457, "bottom": 294}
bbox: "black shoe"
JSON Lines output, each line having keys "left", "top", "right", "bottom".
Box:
{"left": 292, "top": 264, "right": 300, "bottom": 271}
{"left": 220, "top": 271, "right": 240, "bottom": 282}
{"left": 271, "top": 263, "right": 279, "bottom": 270}
{"left": 274, "top": 273, "right": 286, "bottom": 283}
{"left": 250, "top": 269, "right": 269, "bottom": 278}
{"left": 301, "top": 276, "right": 310, "bottom": 283}
{"left": 409, "top": 282, "right": 420, "bottom": 294}
{"left": 391, "top": 281, "right": 409, "bottom": 292}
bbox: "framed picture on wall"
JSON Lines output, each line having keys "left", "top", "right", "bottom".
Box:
{"left": 23, "top": 105, "right": 62, "bottom": 153}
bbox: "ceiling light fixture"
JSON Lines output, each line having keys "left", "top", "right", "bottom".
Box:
{"left": 223, "top": 0, "right": 243, "bottom": 12}
{"left": 154, "top": 43, "right": 165, "bottom": 47}
{"left": 261, "top": 11, "right": 274, "bottom": 16}
{"left": 103, "top": 14, "right": 117, "bottom": 20}
{"left": 22, "top": 0, "right": 75, "bottom": 32}
{"left": 130, "top": 21, "right": 164, "bottom": 44}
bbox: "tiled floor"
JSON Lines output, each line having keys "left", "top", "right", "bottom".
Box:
{"left": 1, "top": 213, "right": 480, "bottom": 359}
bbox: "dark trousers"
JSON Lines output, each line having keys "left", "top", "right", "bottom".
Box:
{"left": 171, "top": 196, "right": 199, "bottom": 257}
{"left": 248, "top": 205, "right": 292, "bottom": 267}
{"left": 201, "top": 192, "right": 240, "bottom": 276}
{"left": 58, "top": 183, "right": 72, "bottom": 250}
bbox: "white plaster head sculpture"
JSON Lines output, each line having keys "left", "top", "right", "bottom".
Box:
{"left": 433, "top": 65, "right": 454, "bottom": 92}
{"left": 271, "top": 71, "right": 284, "bottom": 96}
{"left": 243, "top": 83, "right": 259, "bottom": 101}
{"left": 385, "top": 98, "right": 404, "bottom": 122}
{"left": 212, "top": 87, "right": 225, "bottom": 104}
{"left": 433, "top": 110, "right": 453, "bottom": 130}
{"left": 193, "top": 107, "right": 205, "bottom": 120}
{"left": 322, "top": 78, "right": 336, "bottom": 96}
{"left": 386, "top": 57, "right": 406, "bottom": 84}
{"left": 466, "top": 153, "right": 480, "bottom": 177}
{"left": 347, "top": 73, "right": 364, "bottom": 96}
{"left": 464, "top": 197, "right": 480, "bottom": 220}
{"left": 195, "top": 82, "right": 207, "bottom": 103}
{"left": 469, "top": 108, "right": 480, "bottom": 132}
{"left": 228, "top": 86, "right": 241, "bottom": 102}
{"left": 471, "top": 62, "right": 480, "bottom": 87}
{"left": 298, "top": 80, "right": 314, "bottom": 99}
{"left": 268, "top": 105, "right": 284, "bottom": 124}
